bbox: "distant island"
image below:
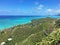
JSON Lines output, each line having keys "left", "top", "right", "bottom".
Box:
{"left": 57, "top": 14, "right": 60, "bottom": 16}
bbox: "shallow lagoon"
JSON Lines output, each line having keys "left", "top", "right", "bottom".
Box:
{"left": 0, "top": 15, "right": 60, "bottom": 30}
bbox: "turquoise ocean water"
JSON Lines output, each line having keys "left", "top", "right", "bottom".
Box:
{"left": 0, "top": 15, "right": 60, "bottom": 30}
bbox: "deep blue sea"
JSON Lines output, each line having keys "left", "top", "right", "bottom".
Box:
{"left": 0, "top": 15, "right": 60, "bottom": 30}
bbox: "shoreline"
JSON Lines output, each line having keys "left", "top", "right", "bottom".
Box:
{"left": 0, "top": 20, "right": 31, "bottom": 31}
{"left": 0, "top": 16, "right": 60, "bottom": 30}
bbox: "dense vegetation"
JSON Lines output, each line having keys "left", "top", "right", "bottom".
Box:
{"left": 0, "top": 17, "right": 60, "bottom": 45}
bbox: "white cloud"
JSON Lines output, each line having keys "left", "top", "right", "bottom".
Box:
{"left": 46, "top": 8, "right": 60, "bottom": 15}
{"left": 37, "top": 4, "right": 44, "bottom": 10}
{"left": 55, "top": 9, "right": 60, "bottom": 14}
{"left": 31, "top": 4, "right": 44, "bottom": 12}
{"left": 0, "top": 10, "right": 25, "bottom": 15}
{"left": 46, "top": 9, "right": 53, "bottom": 12}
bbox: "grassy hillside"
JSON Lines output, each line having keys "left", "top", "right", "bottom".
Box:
{"left": 0, "top": 17, "right": 60, "bottom": 45}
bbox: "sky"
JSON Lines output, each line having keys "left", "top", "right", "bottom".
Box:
{"left": 0, "top": 0, "right": 60, "bottom": 15}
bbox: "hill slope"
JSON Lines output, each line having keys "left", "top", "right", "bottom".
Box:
{"left": 0, "top": 17, "right": 59, "bottom": 45}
